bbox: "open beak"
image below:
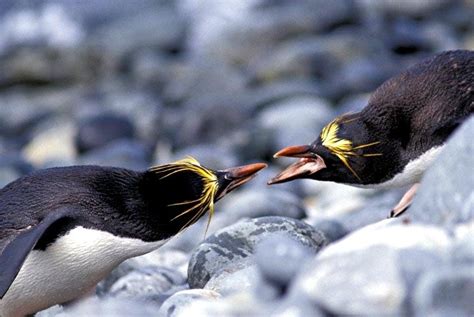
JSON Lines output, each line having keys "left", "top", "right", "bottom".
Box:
{"left": 217, "top": 163, "right": 267, "bottom": 199}
{"left": 268, "top": 144, "right": 326, "bottom": 185}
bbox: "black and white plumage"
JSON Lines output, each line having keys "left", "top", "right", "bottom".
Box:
{"left": 269, "top": 50, "right": 473, "bottom": 215}
{"left": 0, "top": 158, "right": 266, "bottom": 317}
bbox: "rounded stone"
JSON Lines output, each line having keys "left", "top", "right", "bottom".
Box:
{"left": 22, "top": 118, "right": 76, "bottom": 167}
{"left": 451, "top": 232, "right": 474, "bottom": 265}
{"left": 56, "top": 297, "right": 159, "bottom": 317}
{"left": 188, "top": 216, "right": 327, "bottom": 289}
{"left": 78, "top": 139, "right": 151, "bottom": 170}
{"left": 216, "top": 188, "right": 307, "bottom": 225}
{"left": 204, "top": 263, "right": 260, "bottom": 296}
{"left": 407, "top": 117, "right": 474, "bottom": 229}
{"left": 108, "top": 266, "right": 185, "bottom": 303}
{"left": 158, "top": 289, "right": 221, "bottom": 317}
{"left": 75, "top": 113, "right": 135, "bottom": 154}
{"left": 169, "top": 144, "right": 238, "bottom": 171}
{"left": 256, "top": 96, "right": 334, "bottom": 154}
{"left": 254, "top": 233, "right": 313, "bottom": 287}
{"left": 289, "top": 221, "right": 452, "bottom": 316}
{"left": 97, "top": 248, "right": 189, "bottom": 295}
{"left": 413, "top": 266, "right": 474, "bottom": 316}
{"left": 310, "top": 219, "right": 348, "bottom": 243}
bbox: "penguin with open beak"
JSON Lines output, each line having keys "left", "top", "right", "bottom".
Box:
{"left": 0, "top": 157, "right": 266, "bottom": 317}
{"left": 269, "top": 50, "right": 473, "bottom": 217}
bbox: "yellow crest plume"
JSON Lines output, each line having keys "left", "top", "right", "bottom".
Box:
{"left": 149, "top": 156, "right": 218, "bottom": 235}
{"left": 320, "top": 118, "right": 382, "bottom": 181}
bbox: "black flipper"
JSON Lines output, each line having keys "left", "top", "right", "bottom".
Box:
{"left": 0, "top": 207, "right": 77, "bottom": 299}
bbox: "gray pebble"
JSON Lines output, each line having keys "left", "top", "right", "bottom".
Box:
{"left": 309, "top": 219, "right": 348, "bottom": 243}
{"left": 255, "top": 233, "right": 313, "bottom": 288}
{"left": 108, "top": 266, "right": 185, "bottom": 304}
{"left": 408, "top": 117, "right": 474, "bottom": 229}
{"left": 257, "top": 96, "right": 334, "bottom": 154}
{"left": 75, "top": 113, "right": 135, "bottom": 154}
{"left": 451, "top": 232, "right": 474, "bottom": 265}
{"left": 290, "top": 220, "right": 451, "bottom": 315}
{"left": 413, "top": 266, "right": 474, "bottom": 317}
{"left": 188, "top": 216, "right": 327, "bottom": 289}
{"left": 204, "top": 262, "right": 261, "bottom": 296}
{"left": 79, "top": 139, "right": 151, "bottom": 170}
{"left": 60, "top": 297, "right": 159, "bottom": 317}
{"left": 158, "top": 289, "right": 221, "bottom": 317}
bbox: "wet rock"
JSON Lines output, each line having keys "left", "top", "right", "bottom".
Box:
{"left": 79, "top": 139, "right": 151, "bottom": 170}
{"left": 408, "top": 117, "right": 474, "bottom": 229}
{"left": 188, "top": 216, "right": 327, "bottom": 289}
{"left": 413, "top": 266, "right": 474, "bottom": 316}
{"left": 158, "top": 289, "right": 221, "bottom": 317}
{"left": 75, "top": 113, "right": 135, "bottom": 154}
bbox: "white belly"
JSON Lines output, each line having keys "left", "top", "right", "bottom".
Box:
{"left": 0, "top": 227, "right": 167, "bottom": 317}
{"left": 352, "top": 146, "right": 444, "bottom": 189}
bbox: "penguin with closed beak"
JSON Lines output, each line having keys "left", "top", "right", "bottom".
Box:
{"left": 269, "top": 50, "right": 473, "bottom": 216}
{"left": 0, "top": 157, "right": 266, "bottom": 317}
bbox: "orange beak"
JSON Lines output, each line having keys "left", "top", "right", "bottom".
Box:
{"left": 268, "top": 145, "right": 326, "bottom": 185}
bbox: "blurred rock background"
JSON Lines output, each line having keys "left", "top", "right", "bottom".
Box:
{"left": 1, "top": 0, "right": 473, "bottom": 316}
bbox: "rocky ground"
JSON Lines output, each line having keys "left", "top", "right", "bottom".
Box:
{"left": 0, "top": 0, "right": 473, "bottom": 316}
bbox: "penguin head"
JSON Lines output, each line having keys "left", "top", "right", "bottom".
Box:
{"left": 268, "top": 114, "right": 383, "bottom": 185}
{"left": 145, "top": 157, "right": 266, "bottom": 234}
